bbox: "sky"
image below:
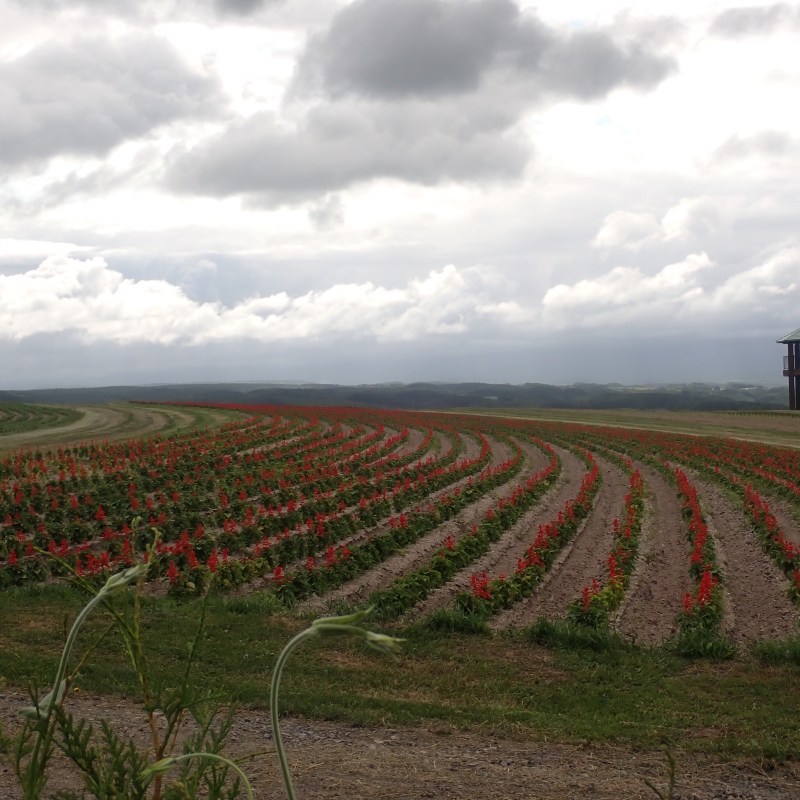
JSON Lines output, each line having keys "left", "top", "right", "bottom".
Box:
{"left": 1, "top": 0, "right": 799, "bottom": 389}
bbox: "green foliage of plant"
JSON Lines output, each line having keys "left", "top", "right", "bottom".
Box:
{"left": 750, "top": 636, "right": 800, "bottom": 665}
{"left": 672, "top": 628, "right": 738, "bottom": 660}
{"left": 0, "top": 556, "right": 403, "bottom": 800}
{"left": 524, "top": 617, "right": 628, "bottom": 653}
{"left": 643, "top": 749, "right": 676, "bottom": 800}
{"left": 421, "top": 608, "right": 491, "bottom": 635}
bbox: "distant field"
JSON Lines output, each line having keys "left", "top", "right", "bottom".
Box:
{"left": 0, "top": 401, "right": 247, "bottom": 454}
{"left": 450, "top": 406, "right": 800, "bottom": 449}
{"left": 0, "top": 402, "right": 83, "bottom": 438}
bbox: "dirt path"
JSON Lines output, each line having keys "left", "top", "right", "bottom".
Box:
{"left": 613, "top": 464, "right": 692, "bottom": 647}
{"left": 413, "top": 446, "right": 588, "bottom": 619}
{"left": 690, "top": 476, "right": 799, "bottom": 643}
{"left": 1, "top": 691, "right": 798, "bottom": 800}
{"left": 494, "top": 454, "right": 630, "bottom": 630}
{"left": 302, "top": 438, "right": 549, "bottom": 612}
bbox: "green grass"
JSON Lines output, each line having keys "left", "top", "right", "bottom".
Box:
{"left": 0, "top": 402, "right": 83, "bottom": 436}
{"left": 0, "top": 402, "right": 248, "bottom": 454}
{"left": 443, "top": 407, "right": 800, "bottom": 449}
{"left": 1, "top": 586, "right": 799, "bottom": 760}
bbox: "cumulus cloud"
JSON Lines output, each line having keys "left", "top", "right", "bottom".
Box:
{"left": 5, "top": 250, "right": 798, "bottom": 349}
{"left": 295, "top": 0, "right": 675, "bottom": 100}
{"left": 0, "top": 256, "right": 522, "bottom": 345}
{"left": 167, "top": 0, "right": 676, "bottom": 202}
{"left": 543, "top": 249, "right": 800, "bottom": 329}
{"left": 592, "top": 198, "right": 719, "bottom": 249}
{"left": 709, "top": 4, "right": 800, "bottom": 38}
{"left": 166, "top": 100, "right": 529, "bottom": 202}
{"left": 0, "top": 34, "right": 225, "bottom": 167}
{"left": 709, "top": 130, "right": 796, "bottom": 164}
{"left": 592, "top": 210, "right": 662, "bottom": 249}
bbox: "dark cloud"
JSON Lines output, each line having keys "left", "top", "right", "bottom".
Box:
{"left": 167, "top": 0, "right": 675, "bottom": 203}
{"left": 711, "top": 131, "right": 794, "bottom": 163}
{"left": 0, "top": 34, "right": 225, "bottom": 167}
{"left": 14, "top": 0, "right": 287, "bottom": 22}
{"left": 295, "top": 0, "right": 675, "bottom": 100}
{"left": 213, "top": 0, "right": 281, "bottom": 16}
{"left": 709, "top": 4, "right": 800, "bottom": 38}
{"left": 166, "top": 99, "right": 529, "bottom": 203}
{"left": 536, "top": 30, "right": 675, "bottom": 99}
{"left": 297, "top": 0, "right": 523, "bottom": 98}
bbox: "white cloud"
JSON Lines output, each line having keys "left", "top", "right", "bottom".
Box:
{"left": 0, "top": 255, "right": 522, "bottom": 345}
{"left": 593, "top": 196, "right": 721, "bottom": 248}
{"left": 543, "top": 251, "right": 712, "bottom": 325}
{"left": 542, "top": 248, "right": 800, "bottom": 329}
{"left": 0, "top": 238, "right": 91, "bottom": 260}
{"left": 592, "top": 210, "right": 662, "bottom": 248}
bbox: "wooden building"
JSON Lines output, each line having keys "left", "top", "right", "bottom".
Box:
{"left": 778, "top": 327, "right": 800, "bottom": 410}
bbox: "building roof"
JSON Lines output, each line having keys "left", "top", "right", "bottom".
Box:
{"left": 777, "top": 327, "right": 800, "bottom": 343}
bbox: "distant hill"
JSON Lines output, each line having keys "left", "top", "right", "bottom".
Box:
{"left": 0, "top": 381, "right": 789, "bottom": 411}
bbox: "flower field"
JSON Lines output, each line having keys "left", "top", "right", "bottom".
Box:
{"left": 1, "top": 403, "right": 799, "bottom": 646}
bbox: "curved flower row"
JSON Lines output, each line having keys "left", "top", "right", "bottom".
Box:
{"left": 568, "top": 460, "right": 645, "bottom": 628}
{"left": 368, "top": 438, "right": 560, "bottom": 618}
{"left": 452, "top": 448, "right": 601, "bottom": 617}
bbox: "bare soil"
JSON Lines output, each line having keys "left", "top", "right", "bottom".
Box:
{"left": 303, "top": 438, "right": 549, "bottom": 612}
{"left": 759, "top": 496, "right": 800, "bottom": 548}
{"left": 615, "top": 464, "right": 693, "bottom": 647}
{"left": 494, "top": 454, "right": 630, "bottom": 629}
{"left": 414, "top": 446, "right": 588, "bottom": 619}
{"left": 231, "top": 432, "right": 485, "bottom": 600}
{"left": 690, "top": 477, "right": 799, "bottom": 643}
{"left": 1, "top": 691, "right": 798, "bottom": 800}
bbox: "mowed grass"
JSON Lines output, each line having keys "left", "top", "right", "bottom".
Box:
{"left": 1, "top": 586, "right": 798, "bottom": 760}
{"left": 0, "top": 402, "right": 247, "bottom": 454}
{"left": 447, "top": 407, "right": 800, "bottom": 449}
{"left": 0, "top": 403, "right": 83, "bottom": 436}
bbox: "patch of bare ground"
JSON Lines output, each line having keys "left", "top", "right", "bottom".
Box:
{"left": 690, "top": 476, "right": 799, "bottom": 643}
{"left": 614, "top": 463, "right": 692, "bottom": 647}
{"left": 758, "top": 495, "right": 800, "bottom": 548}
{"left": 413, "top": 446, "right": 588, "bottom": 619}
{"left": 303, "top": 438, "right": 549, "bottom": 612}
{"left": 1, "top": 692, "right": 798, "bottom": 800}
{"left": 393, "top": 426, "right": 427, "bottom": 458}
{"left": 494, "top": 454, "right": 631, "bottom": 630}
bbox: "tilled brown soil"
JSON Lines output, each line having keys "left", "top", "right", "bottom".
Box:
{"left": 615, "top": 464, "right": 693, "bottom": 647}
{"left": 2, "top": 691, "right": 798, "bottom": 800}
{"left": 413, "top": 446, "right": 588, "bottom": 619}
{"left": 759, "top": 495, "right": 800, "bottom": 548}
{"left": 303, "top": 438, "right": 549, "bottom": 612}
{"left": 224, "top": 430, "right": 462, "bottom": 599}
{"left": 494, "top": 454, "right": 630, "bottom": 630}
{"left": 689, "top": 476, "right": 799, "bottom": 643}
{"left": 393, "top": 425, "right": 427, "bottom": 458}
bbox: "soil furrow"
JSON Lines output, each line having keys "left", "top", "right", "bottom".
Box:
{"left": 231, "top": 433, "right": 492, "bottom": 598}
{"left": 303, "top": 438, "right": 549, "bottom": 612}
{"left": 759, "top": 494, "right": 800, "bottom": 548}
{"left": 690, "top": 476, "right": 799, "bottom": 643}
{"left": 412, "top": 445, "right": 587, "bottom": 619}
{"left": 615, "top": 463, "right": 692, "bottom": 647}
{"left": 494, "top": 454, "right": 630, "bottom": 630}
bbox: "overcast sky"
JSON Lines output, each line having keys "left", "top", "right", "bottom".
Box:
{"left": 1, "top": 0, "right": 799, "bottom": 389}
